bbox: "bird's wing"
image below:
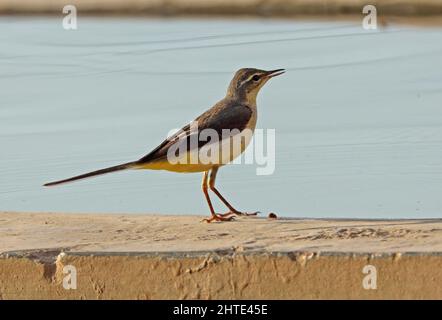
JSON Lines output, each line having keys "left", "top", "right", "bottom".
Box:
{"left": 137, "top": 102, "right": 252, "bottom": 164}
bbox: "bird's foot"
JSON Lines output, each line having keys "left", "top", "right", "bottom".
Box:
{"left": 202, "top": 214, "right": 236, "bottom": 223}
{"left": 219, "top": 210, "right": 259, "bottom": 217}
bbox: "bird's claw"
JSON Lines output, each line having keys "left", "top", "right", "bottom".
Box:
{"left": 202, "top": 214, "right": 236, "bottom": 223}
{"left": 219, "top": 210, "right": 260, "bottom": 217}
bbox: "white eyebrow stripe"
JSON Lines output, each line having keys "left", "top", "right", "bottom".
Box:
{"left": 238, "top": 73, "right": 258, "bottom": 87}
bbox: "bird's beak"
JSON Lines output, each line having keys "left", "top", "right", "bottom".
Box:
{"left": 266, "top": 69, "right": 285, "bottom": 78}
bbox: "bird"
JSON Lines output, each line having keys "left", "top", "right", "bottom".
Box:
{"left": 44, "top": 68, "right": 285, "bottom": 222}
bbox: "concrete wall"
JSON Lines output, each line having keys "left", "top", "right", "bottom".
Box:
{"left": 1, "top": 251, "right": 440, "bottom": 299}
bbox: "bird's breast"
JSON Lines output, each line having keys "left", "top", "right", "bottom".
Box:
{"left": 138, "top": 128, "right": 256, "bottom": 173}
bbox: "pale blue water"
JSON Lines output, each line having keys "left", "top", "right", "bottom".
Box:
{"left": 1, "top": 17, "right": 442, "bottom": 218}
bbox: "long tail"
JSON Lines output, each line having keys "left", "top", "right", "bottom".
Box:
{"left": 43, "top": 161, "right": 137, "bottom": 187}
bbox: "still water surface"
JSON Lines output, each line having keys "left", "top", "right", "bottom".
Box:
{"left": 1, "top": 17, "right": 442, "bottom": 218}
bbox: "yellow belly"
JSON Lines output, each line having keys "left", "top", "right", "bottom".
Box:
{"left": 135, "top": 129, "right": 255, "bottom": 173}
{"left": 136, "top": 160, "right": 215, "bottom": 173}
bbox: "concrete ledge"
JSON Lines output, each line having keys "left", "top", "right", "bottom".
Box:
{"left": 0, "top": 212, "right": 441, "bottom": 299}
{"left": 1, "top": 250, "right": 441, "bottom": 299}
{"left": 0, "top": 0, "right": 441, "bottom": 16}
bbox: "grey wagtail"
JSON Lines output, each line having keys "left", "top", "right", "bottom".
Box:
{"left": 44, "top": 68, "right": 285, "bottom": 222}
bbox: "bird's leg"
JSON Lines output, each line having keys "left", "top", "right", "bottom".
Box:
{"left": 201, "top": 171, "right": 234, "bottom": 223}
{"left": 208, "top": 167, "right": 258, "bottom": 217}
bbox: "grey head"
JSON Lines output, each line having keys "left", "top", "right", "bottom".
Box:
{"left": 226, "top": 68, "right": 285, "bottom": 104}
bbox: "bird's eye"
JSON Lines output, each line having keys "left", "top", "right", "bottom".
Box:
{"left": 252, "top": 75, "right": 260, "bottom": 81}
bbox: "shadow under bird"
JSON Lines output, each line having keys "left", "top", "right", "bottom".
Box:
{"left": 44, "top": 68, "right": 285, "bottom": 222}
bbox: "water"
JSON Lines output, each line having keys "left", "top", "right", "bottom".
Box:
{"left": 1, "top": 17, "right": 442, "bottom": 218}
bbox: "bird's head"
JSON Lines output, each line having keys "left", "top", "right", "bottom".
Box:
{"left": 226, "top": 68, "right": 285, "bottom": 104}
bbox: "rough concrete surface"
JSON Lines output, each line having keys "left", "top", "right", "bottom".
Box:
{"left": 0, "top": 212, "right": 441, "bottom": 299}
